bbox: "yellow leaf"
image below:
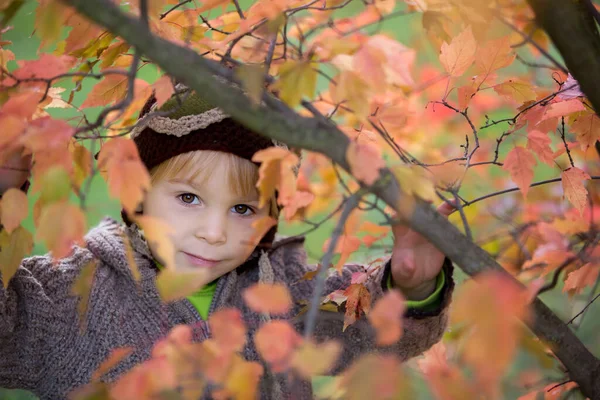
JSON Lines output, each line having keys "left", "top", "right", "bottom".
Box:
{"left": 493, "top": 79, "right": 537, "bottom": 104}
{"left": 273, "top": 59, "right": 317, "bottom": 108}
{"left": 134, "top": 215, "right": 176, "bottom": 270}
{"left": 0, "top": 227, "right": 33, "bottom": 288}
{"left": 0, "top": 188, "right": 28, "bottom": 233}
{"left": 36, "top": 201, "right": 86, "bottom": 260}
{"left": 236, "top": 63, "right": 266, "bottom": 106}
{"left": 291, "top": 340, "right": 342, "bottom": 379}
{"left": 390, "top": 164, "right": 437, "bottom": 202}
{"left": 70, "top": 141, "right": 92, "bottom": 191}
{"left": 36, "top": 166, "right": 71, "bottom": 205}
{"left": 439, "top": 26, "right": 477, "bottom": 77}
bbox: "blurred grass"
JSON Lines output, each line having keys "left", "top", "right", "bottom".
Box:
{"left": 2, "top": 1, "right": 599, "bottom": 400}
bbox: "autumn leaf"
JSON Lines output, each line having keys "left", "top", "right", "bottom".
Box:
{"left": 216, "top": 357, "right": 263, "bottom": 400}
{"left": 272, "top": 59, "right": 317, "bottom": 108}
{"left": 475, "top": 36, "right": 515, "bottom": 77}
{"left": 561, "top": 167, "right": 590, "bottom": 215}
{"left": 98, "top": 138, "right": 151, "bottom": 215}
{"left": 502, "top": 146, "right": 537, "bottom": 198}
{"left": 353, "top": 44, "right": 387, "bottom": 91}
{"left": 570, "top": 112, "right": 600, "bottom": 150}
{"left": 367, "top": 289, "right": 405, "bottom": 346}
{"left": 156, "top": 268, "right": 211, "bottom": 302}
{"left": 330, "top": 71, "right": 370, "bottom": 120}
{"left": 563, "top": 263, "right": 599, "bottom": 296}
{"left": 35, "top": 0, "right": 72, "bottom": 47}
{"left": 243, "top": 282, "right": 293, "bottom": 315}
{"left": 82, "top": 75, "right": 131, "bottom": 108}
{"left": 368, "top": 34, "right": 416, "bottom": 88}
{"left": 526, "top": 130, "right": 554, "bottom": 166}
{"left": 209, "top": 308, "right": 247, "bottom": 353}
{"left": 0, "top": 188, "right": 28, "bottom": 233}
{"left": 323, "top": 234, "right": 361, "bottom": 272}
{"left": 12, "top": 54, "right": 76, "bottom": 81}
{"left": 494, "top": 80, "right": 537, "bottom": 104}
{"left": 439, "top": 26, "right": 477, "bottom": 77}
{"left": 0, "top": 227, "right": 33, "bottom": 288}
{"left": 343, "top": 283, "right": 371, "bottom": 330}
{"left": 1, "top": 91, "right": 42, "bottom": 120}
{"left": 451, "top": 272, "right": 530, "bottom": 393}
{"left": 71, "top": 260, "right": 98, "bottom": 330}
{"left": 36, "top": 201, "right": 86, "bottom": 260}
{"left": 254, "top": 320, "right": 302, "bottom": 372}
{"left": 346, "top": 141, "right": 385, "bottom": 185}
{"left": 92, "top": 347, "right": 134, "bottom": 381}
{"left": 341, "top": 354, "right": 409, "bottom": 400}
{"left": 290, "top": 340, "right": 342, "bottom": 379}
{"left": 70, "top": 140, "right": 92, "bottom": 190}
{"left": 246, "top": 216, "right": 277, "bottom": 247}
{"left": 541, "top": 99, "right": 585, "bottom": 121}
{"left": 152, "top": 74, "right": 175, "bottom": 107}
{"left": 21, "top": 117, "right": 75, "bottom": 154}
{"left": 252, "top": 147, "right": 299, "bottom": 208}
{"left": 99, "top": 41, "right": 130, "bottom": 69}
{"left": 391, "top": 164, "right": 438, "bottom": 202}
{"left": 280, "top": 190, "right": 314, "bottom": 221}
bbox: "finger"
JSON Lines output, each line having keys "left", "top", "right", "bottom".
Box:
{"left": 437, "top": 200, "right": 458, "bottom": 217}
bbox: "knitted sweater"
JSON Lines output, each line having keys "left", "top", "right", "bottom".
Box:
{"left": 0, "top": 217, "right": 455, "bottom": 399}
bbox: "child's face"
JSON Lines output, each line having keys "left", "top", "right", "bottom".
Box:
{"left": 143, "top": 157, "right": 269, "bottom": 282}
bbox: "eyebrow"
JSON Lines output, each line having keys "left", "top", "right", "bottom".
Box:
{"left": 168, "top": 178, "right": 260, "bottom": 203}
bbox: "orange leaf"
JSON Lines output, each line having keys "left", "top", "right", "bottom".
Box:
{"left": 243, "top": 282, "right": 292, "bottom": 315}
{"left": 134, "top": 215, "right": 176, "bottom": 269}
{"left": 341, "top": 354, "right": 407, "bottom": 400}
{"left": 541, "top": 99, "right": 585, "bottom": 121}
{"left": 82, "top": 75, "right": 132, "bottom": 108}
{"left": 70, "top": 260, "right": 98, "bottom": 330}
{"left": 451, "top": 272, "right": 530, "bottom": 392}
{"left": 330, "top": 71, "right": 370, "bottom": 120}
{"left": 216, "top": 357, "right": 263, "bottom": 400}
{"left": 0, "top": 188, "right": 28, "bottom": 233}
{"left": 36, "top": 201, "right": 86, "bottom": 260}
{"left": 343, "top": 283, "right": 371, "bottom": 330}
{"left": 502, "top": 146, "right": 537, "bottom": 198}
{"left": 475, "top": 36, "right": 515, "bottom": 76}
{"left": 196, "top": 0, "right": 231, "bottom": 13}
{"left": 346, "top": 141, "right": 385, "bottom": 185}
{"left": 92, "top": 347, "right": 134, "bottom": 381}
{"left": 252, "top": 147, "right": 299, "bottom": 208}
{"left": 563, "top": 263, "right": 599, "bottom": 295}
{"left": 247, "top": 216, "right": 277, "bottom": 247}
{"left": 570, "top": 112, "right": 600, "bottom": 150}
{"left": 323, "top": 234, "right": 361, "bottom": 272}
{"left": 368, "top": 35, "right": 415, "bottom": 87}
{"left": 0, "top": 226, "right": 33, "bottom": 289}
{"left": 526, "top": 130, "right": 554, "bottom": 166}
{"left": 98, "top": 138, "right": 151, "bottom": 214}
{"left": 439, "top": 26, "right": 477, "bottom": 77}
{"left": 209, "top": 308, "right": 247, "bottom": 353}
{"left": 290, "top": 340, "right": 341, "bottom": 379}
{"left": 152, "top": 75, "right": 175, "bottom": 107}
{"left": 561, "top": 167, "right": 590, "bottom": 215}
{"left": 281, "top": 190, "right": 314, "bottom": 221}
{"left": 353, "top": 44, "right": 387, "bottom": 91}
{"left": 254, "top": 320, "right": 302, "bottom": 372}
{"left": 367, "top": 289, "right": 405, "bottom": 346}
{"left": 1, "top": 91, "right": 42, "bottom": 120}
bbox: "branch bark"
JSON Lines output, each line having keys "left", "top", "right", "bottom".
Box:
{"left": 61, "top": 0, "right": 600, "bottom": 397}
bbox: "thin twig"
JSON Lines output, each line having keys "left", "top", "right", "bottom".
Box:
{"left": 303, "top": 190, "right": 364, "bottom": 338}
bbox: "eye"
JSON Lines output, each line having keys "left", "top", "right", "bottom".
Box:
{"left": 232, "top": 204, "right": 254, "bottom": 216}
{"left": 178, "top": 193, "right": 200, "bottom": 205}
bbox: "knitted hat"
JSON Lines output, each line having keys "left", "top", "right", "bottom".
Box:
{"left": 127, "top": 83, "right": 287, "bottom": 247}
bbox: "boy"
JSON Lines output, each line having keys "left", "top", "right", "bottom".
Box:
{"left": 0, "top": 85, "right": 454, "bottom": 399}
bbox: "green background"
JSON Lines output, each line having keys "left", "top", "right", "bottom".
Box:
{"left": 2, "top": 1, "right": 598, "bottom": 399}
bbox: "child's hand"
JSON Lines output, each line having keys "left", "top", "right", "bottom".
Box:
{"left": 390, "top": 201, "right": 455, "bottom": 301}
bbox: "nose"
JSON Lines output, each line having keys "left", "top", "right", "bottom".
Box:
{"left": 195, "top": 212, "right": 227, "bottom": 245}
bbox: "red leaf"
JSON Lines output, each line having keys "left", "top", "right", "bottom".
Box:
{"left": 12, "top": 54, "right": 76, "bottom": 81}
{"left": 561, "top": 167, "right": 591, "bottom": 215}
{"left": 502, "top": 146, "right": 537, "bottom": 198}
{"left": 526, "top": 130, "right": 554, "bottom": 166}
{"left": 343, "top": 283, "right": 371, "bottom": 330}
{"left": 563, "top": 263, "right": 599, "bottom": 295}
{"left": 209, "top": 308, "right": 247, "bottom": 353}
{"left": 254, "top": 320, "right": 301, "bottom": 372}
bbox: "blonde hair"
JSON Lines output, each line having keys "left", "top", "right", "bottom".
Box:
{"left": 149, "top": 150, "right": 279, "bottom": 219}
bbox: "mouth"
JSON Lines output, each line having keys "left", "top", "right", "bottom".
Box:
{"left": 182, "top": 252, "right": 221, "bottom": 268}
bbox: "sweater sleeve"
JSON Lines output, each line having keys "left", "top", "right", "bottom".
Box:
{"left": 0, "top": 244, "right": 94, "bottom": 393}
{"left": 288, "top": 253, "right": 455, "bottom": 374}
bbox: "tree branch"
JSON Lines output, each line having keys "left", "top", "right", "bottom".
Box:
{"left": 60, "top": 0, "right": 600, "bottom": 397}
